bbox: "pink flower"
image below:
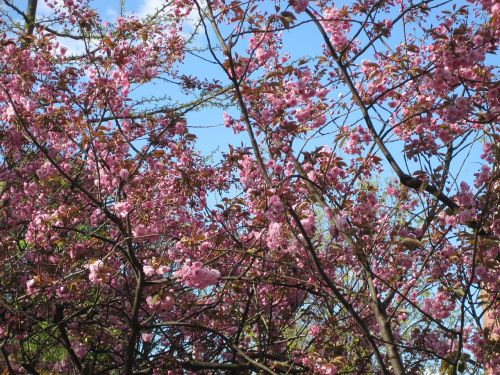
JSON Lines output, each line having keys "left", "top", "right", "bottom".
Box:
{"left": 147, "top": 294, "right": 174, "bottom": 311}
{"left": 174, "top": 120, "right": 186, "bottom": 134}
{"left": 161, "top": 295, "right": 174, "bottom": 310}
{"left": 141, "top": 333, "right": 153, "bottom": 342}
{"left": 119, "top": 168, "right": 129, "bottom": 180}
{"left": 174, "top": 261, "right": 220, "bottom": 289}
{"left": 317, "top": 365, "right": 337, "bottom": 375}
{"left": 266, "top": 195, "right": 285, "bottom": 223}
{"left": 145, "top": 66, "right": 157, "bottom": 79}
{"left": 73, "top": 342, "right": 87, "bottom": 358}
{"left": 491, "top": 3, "right": 500, "bottom": 16}
{"left": 114, "top": 201, "right": 132, "bottom": 218}
{"left": 90, "top": 208, "right": 105, "bottom": 226}
{"left": 156, "top": 265, "right": 169, "bottom": 275}
{"left": 455, "top": 96, "right": 468, "bottom": 110}
{"left": 36, "top": 161, "right": 55, "bottom": 179}
{"left": 255, "top": 47, "right": 272, "bottom": 64}
{"left": 143, "top": 265, "right": 156, "bottom": 276}
{"left": 87, "top": 260, "right": 105, "bottom": 284}
{"left": 474, "top": 165, "right": 491, "bottom": 188}
{"left": 26, "top": 278, "right": 37, "bottom": 294}
{"left": 309, "top": 324, "right": 320, "bottom": 336}
{"left": 335, "top": 215, "right": 349, "bottom": 232}
{"left": 223, "top": 112, "right": 234, "bottom": 128}
{"left": 322, "top": 7, "right": 351, "bottom": 49}
{"left": 267, "top": 222, "right": 284, "bottom": 250}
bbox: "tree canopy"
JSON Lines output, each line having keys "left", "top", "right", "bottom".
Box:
{"left": 0, "top": 0, "right": 498, "bottom": 373}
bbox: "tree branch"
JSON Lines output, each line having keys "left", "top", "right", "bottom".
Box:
{"left": 24, "top": 0, "right": 38, "bottom": 37}
{"left": 305, "top": 8, "right": 458, "bottom": 211}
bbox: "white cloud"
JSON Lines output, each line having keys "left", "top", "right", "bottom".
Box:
{"left": 134, "top": 0, "right": 166, "bottom": 19}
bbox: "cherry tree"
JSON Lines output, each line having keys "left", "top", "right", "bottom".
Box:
{"left": 0, "top": 0, "right": 498, "bottom": 373}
